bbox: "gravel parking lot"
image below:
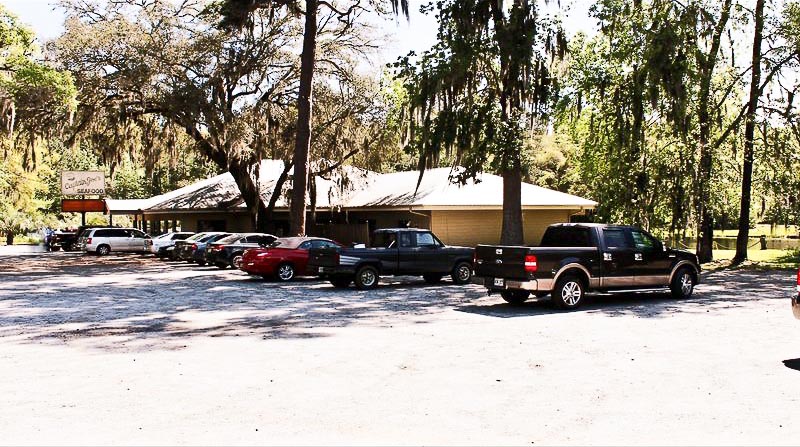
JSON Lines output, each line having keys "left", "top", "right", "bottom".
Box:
{"left": 1, "top": 252, "right": 799, "bottom": 445}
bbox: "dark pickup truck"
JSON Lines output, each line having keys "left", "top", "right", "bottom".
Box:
{"left": 475, "top": 223, "right": 700, "bottom": 309}
{"left": 308, "top": 228, "right": 474, "bottom": 290}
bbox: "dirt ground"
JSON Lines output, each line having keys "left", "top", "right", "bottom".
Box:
{"left": 1, "top": 251, "right": 799, "bottom": 446}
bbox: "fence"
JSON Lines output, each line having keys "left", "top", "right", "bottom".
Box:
{"left": 666, "top": 236, "right": 800, "bottom": 251}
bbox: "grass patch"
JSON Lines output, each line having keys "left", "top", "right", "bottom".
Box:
{"left": 703, "top": 249, "right": 799, "bottom": 272}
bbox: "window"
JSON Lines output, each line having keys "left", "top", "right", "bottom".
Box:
{"left": 631, "top": 230, "right": 656, "bottom": 252}
{"left": 298, "top": 241, "right": 312, "bottom": 250}
{"left": 132, "top": 230, "right": 146, "bottom": 238}
{"left": 373, "top": 232, "right": 397, "bottom": 248}
{"left": 311, "top": 240, "right": 335, "bottom": 249}
{"left": 416, "top": 232, "right": 439, "bottom": 247}
{"left": 94, "top": 229, "right": 111, "bottom": 237}
{"left": 111, "top": 229, "right": 129, "bottom": 238}
{"left": 541, "top": 227, "right": 593, "bottom": 247}
{"left": 603, "top": 229, "right": 632, "bottom": 250}
{"left": 399, "top": 232, "right": 415, "bottom": 248}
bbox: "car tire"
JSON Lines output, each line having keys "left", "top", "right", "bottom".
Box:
{"left": 670, "top": 267, "right": 694, "bottom": 299}
{"left": 330, "top": 277, "right": 352, "bottom": 288}
{"left": 501, "top": 290, "right": 530, "bottom": 305}
{"left": 277, "top": 263, "right": 295, "bottom": 282}
{"left": 354, "top": 265, "right": 379, "bottom": 290}
{"left": 423, "top": 273, "right": 443, "bottom": 284}
{"left": 230, "top": 253, "right": 244, "bottom": 269}
{"left": 215, "top": 262, "right": 228, "bottom": 269}
{"left": 451, "top": 262, "right": 473, "bottom": 284}
{"left": 96, "top": 245, "right": 110, "bottom": 256}
{"left": 551, "top": 275, "right": 585, "bottom": 310}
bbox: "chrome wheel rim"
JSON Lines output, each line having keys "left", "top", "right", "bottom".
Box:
{"left": 232, "top": 255, "right": 243, "bottom": 269}
{"left": 680, "top": 273, "right": 693, "bottom": 296}
{"left": 360, "top": 269, "right": 376, "bottom": 286}
{"left": 278, "top": 264, "right": 294, "bottom": 281}
{"left": 561, "top": 281, "right": 582, "bottom": 306}
{"left": 457, "top": 265, "right": 471, "bottom": 281}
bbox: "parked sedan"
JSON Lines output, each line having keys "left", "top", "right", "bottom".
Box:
{"left": 241, "top": 237, "right": 341, "bottom": 281}
{"left": 206, "top": 233, "right": 277, "bottom": 269}
{"left": 150, "top": 232, "right": 195, "bottom": 257}
{"left": 173, "top": 232, "right": 230, "bottom": 265}
{"left": 793, "top": 267, "right": 800, "bottom": 319}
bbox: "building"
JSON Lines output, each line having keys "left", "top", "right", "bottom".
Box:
{"left": 105, "top": 160, "right": 597, "bottom": 247}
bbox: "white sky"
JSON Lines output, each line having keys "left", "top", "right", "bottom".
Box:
{"left": 2, "top": 0, "right": 598, "bottom": 65}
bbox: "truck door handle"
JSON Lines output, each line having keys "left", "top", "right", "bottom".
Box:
{"left": 634, "top": 253, "right": 643, "bottom": 261}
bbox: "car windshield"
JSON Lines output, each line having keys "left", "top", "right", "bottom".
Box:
{"left": 185, "top": 233, "right": 207, "bottom": 242}
{"left": 205, "top": 233, "right": 232, "bottom": 242}
{"left": 215, "top": 234, "right": 242, "bottom": 244}
{"left": 268, "top": 237, "right": 305, "bottom": 249}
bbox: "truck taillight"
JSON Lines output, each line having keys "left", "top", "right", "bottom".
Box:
{"left": 191, "top": 243, "right": 198, "bottom": 251}
{"left": 524, "top": 254, "right": 538, "bottom": 273}
{"left": 86, "top": 237, "right": 92, "bottom": 245}
{"left": 796, "top": 268, "right": 800, "bottom": 292}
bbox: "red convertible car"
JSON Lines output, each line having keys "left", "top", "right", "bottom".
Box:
{"left": 240, "top": 236, "right": 342, "bottom": 281}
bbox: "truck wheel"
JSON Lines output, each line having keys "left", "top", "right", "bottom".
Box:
{"left": 451, "top": 262, "right": 473, "bottom": 284}
{"left": 330, "top": 276, "right": 352, "bottom": 288}
{"left": 423, "top": 274, "right": 443, "bottom": 284}
{"left": 215, "top": 262, "right": 228, "bottom": 269}
{"left": 354, "top": 265, "right": 379, "bottom": 290}
{"left": 501, "top": 290, "right": 530, "bottom": 305}
{"left": 96, "top": 245, "right": 110, "bottom": 256}
{"left": 551, "top": 275, "right": 584, "bottom": 310}
{"left": 670, "top": 267, "right": 694, "bottom": 299}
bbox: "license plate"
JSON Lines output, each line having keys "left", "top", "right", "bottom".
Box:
{"left": 493, "top": 278, "right": 504, "bottom": 287}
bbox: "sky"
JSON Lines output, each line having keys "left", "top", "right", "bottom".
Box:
{"left": 2, "top": 0, "right": 598, "bottom": 65}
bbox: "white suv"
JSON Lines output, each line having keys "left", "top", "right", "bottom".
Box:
{"left": 77, "top": 227, "right": 152, "bottom": 255}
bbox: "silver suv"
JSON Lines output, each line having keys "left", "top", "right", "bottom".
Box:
{"left": 77, "top": 227, "right": 151, "bottom": 255}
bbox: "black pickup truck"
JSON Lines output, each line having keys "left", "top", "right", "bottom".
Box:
{"left": 475, "top": 223, "right": 700, "bottom": 309}
{"left": 308, "top": 228, "right": 474, "bottom": 290}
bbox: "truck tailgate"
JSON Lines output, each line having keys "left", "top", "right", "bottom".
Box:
{"left": 308, "top": 247, "right": 341, "bottom": 268}
{"left": 474, "top": 245, "right": 532, "bottom": 280}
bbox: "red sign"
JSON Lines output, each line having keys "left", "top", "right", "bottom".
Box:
{"left": 61, "top": 199, "right": 106, "bottom": 213}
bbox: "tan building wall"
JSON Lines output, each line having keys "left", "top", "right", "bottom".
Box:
{"left": 430, "top": 209, "right": 576, "bottom": 247}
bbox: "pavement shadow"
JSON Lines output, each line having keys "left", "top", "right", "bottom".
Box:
{"left": 456, "top": 269, "right": 795, "bottom": 319}
{"left": 783, "top": 359, "right": 800, "bottom": 371}
{"left": 0, "top": 253, "right": 485, "bottom": 351}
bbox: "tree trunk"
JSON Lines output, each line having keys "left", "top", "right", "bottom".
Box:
{"left": 264, "top": 160, "right": 293, "bottom": 233}
{"left": 733, "top": 0, "right": 765, "bottom": 264}
{"left": 228, "top": 159, "right": 268, "bottom": 232}
{"left": 289, "top": 0, "right": 318, "bottom": 236}
{"left": 500, "top": 154, "right": 524, "bottom": 245}
{"left": 6, "top": 232, "right": 13, "bottom": 245}
{"left": 694, "top": 0, "right": 733, "bottom": 263}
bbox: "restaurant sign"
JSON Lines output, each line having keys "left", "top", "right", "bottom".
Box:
{"left": 61, "top": 171, "right": 105, "bottom": 196}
